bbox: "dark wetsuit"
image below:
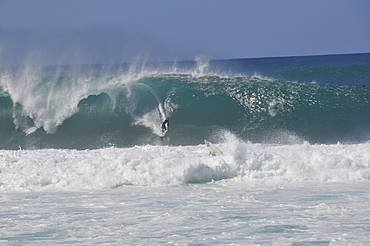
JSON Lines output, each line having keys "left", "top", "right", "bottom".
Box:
{"left": 161, "top": 119, "right": 169, "bottom": 131}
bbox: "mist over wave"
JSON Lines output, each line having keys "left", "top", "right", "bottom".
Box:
{"left": 1, "top": 54, "right": 370, "bottom": 149}
{"left": 0, "top": 53, "right": 370, "bottom": 192}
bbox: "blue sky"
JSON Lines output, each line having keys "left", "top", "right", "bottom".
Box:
{"left": 0, "top": 0, "right": 369, "bottom": 65}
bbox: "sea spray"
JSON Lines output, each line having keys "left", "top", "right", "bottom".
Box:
{"left": 194, "top": 54, "right": 210, "bottom": 75}
{"left": 0, "top": 137, "right": 369, "bottom": 192}
{"left": 1, "top": 54, "right": 370, "bottom": 246}
{"left": 0, "top": 53, "right": 369, "bottom": 149}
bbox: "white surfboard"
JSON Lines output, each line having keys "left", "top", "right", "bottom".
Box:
{"left": 204, "top": 140, "right": 223, "bottom": 156}
{"left": 160, "top": 129, "right": 167, "bottom": 137}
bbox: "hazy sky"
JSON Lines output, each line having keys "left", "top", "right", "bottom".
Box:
{"left": 1, "top": 0, "right": 369, "bottom": 65}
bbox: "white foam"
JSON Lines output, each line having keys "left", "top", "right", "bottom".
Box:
{"left": 134, "top": 108, "right": 163, "bottom": 136}
{"left": 25, "top": 126, "right": 38, "bottom": 135}
{"left": 0, "top": 138, "right": 369, "bottom": 192}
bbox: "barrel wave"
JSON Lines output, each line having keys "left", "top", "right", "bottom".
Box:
{"left": 0, "top": 53, "right": 369, "bottom": 149}
{"left": 1, "top": 54, "right": 370, "bottom": 246}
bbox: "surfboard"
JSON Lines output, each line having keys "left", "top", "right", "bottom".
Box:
{"left": 160, "top": 129, "right": 167, "bottom": 137}
{"left": 204, "top": 140, "right": 223, "bottom": 156}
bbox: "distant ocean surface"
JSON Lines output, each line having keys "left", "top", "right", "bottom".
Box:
{"left": 1, "top": 53, "right": 370, "bottom": 245}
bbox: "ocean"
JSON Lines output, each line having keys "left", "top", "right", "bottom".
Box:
{"left": 0, "top": 53, "right": 370, "bottom": 245}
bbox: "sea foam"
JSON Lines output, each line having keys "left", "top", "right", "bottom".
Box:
{"left": 1, "top": 137, "right": 369, "bottom": 192}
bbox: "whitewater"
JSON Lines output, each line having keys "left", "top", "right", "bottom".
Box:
{"left": 1, "top": 53, "right": 370, "bottom": 245}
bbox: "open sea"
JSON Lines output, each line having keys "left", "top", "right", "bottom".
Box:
{"left": 1, "top": 53, "right": 370, "bottom": 245}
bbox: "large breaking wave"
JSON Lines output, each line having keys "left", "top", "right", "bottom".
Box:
{"left": 0, "top": 54, "right": 369, "bottom": 149}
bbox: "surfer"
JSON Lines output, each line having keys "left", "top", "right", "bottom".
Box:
{"left": 161, "top": 118, "right": 169, "bottom": 134}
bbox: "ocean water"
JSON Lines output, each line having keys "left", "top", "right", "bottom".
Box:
{"left": 0, "top": 53, "right": 370, "bottom": 245}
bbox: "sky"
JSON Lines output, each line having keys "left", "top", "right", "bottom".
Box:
{"left": 0, "top": 0, "right": 369, "bottom": 65}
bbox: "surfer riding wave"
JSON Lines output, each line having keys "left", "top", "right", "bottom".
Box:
{"left": 161, "top": 118, "right": 169, "bottom": 135}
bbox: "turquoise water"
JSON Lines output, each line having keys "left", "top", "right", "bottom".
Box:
{"left": 0, "top": 53, "right": 369, "bottom": 149}
{"left": 1, "top": 54, "right": 370, "bottom": 245}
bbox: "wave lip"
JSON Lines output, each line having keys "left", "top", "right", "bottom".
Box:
{"left": 1, "top": 72, "right": 369, "bottom": 149}
{"left": 0, "top": 54, "right": 369, "bottom": 149}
